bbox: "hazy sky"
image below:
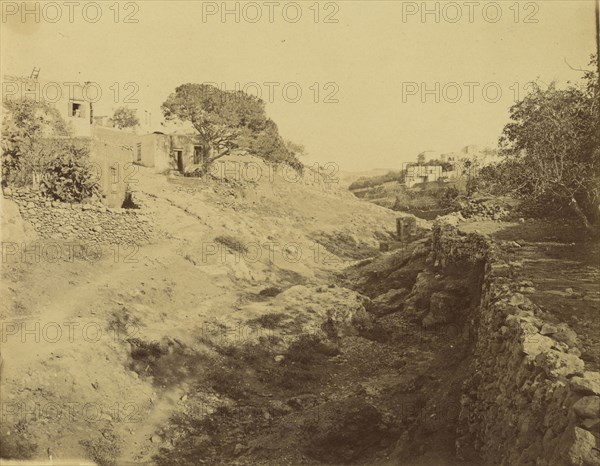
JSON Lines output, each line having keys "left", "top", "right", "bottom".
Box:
{"left": 1, "top": 1, "right": 597, "bottom": 171}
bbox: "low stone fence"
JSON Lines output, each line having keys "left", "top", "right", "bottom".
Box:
{"left": 431, "top": 221, "right": 600, "bottom": 466}
{"left": 3, "top": 187, "right": 153, "bottom": 246}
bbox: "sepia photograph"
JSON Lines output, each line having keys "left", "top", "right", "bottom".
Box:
{"left": 0, "top": 1, "right": 599, "bottom": 465}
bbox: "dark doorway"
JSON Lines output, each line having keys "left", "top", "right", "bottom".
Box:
{"left": 193, "top": 146, "right": 203, "bottom": 165}
{"left": 175, "top": 150, "right": 184, "bottom": 173}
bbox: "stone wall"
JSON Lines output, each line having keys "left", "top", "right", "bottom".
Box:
{"left": 431, "top": 222, "right": 600, "bottom": 466}
{"left": 3, "top": 188, "right": 153, "bottom": 246}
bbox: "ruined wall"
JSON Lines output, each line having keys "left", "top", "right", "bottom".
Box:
{"left": 3, "top": 188, "right": 153, "bottom": 246}
{"left": 431, "top": 222, "right": 600, "bottom": 466}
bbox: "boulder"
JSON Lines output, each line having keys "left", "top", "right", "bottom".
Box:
{"left": 535, "top": 350, "right": 585, "bottom": 378}
{"left": 522, "top": 334, "right": 555, "bottom": 358}
{"left": 422, "top": 291, "right": 459, "bottom": 328}
{"left": 371, "top": 288, "right": 408, "bottom": 316}
{"left": 571, "top": 372, "right": 600, "bottom": 396}
{"left": 572, "top": 396, "right": 600, "bottom": 420}
{"left": 553, "top": 323, "right": 579, "bottom": 348}
{"left": 556, "top": 426, "right": 600, "bottom": 466}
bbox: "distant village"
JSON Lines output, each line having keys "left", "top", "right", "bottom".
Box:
{"left": 403, "top": 146, "right": 500, "bottom": 188}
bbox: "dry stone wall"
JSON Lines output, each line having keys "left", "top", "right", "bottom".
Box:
{"left": 431, "top": 222, "right": 600, "bottom": 466}
{"left": 3, "top": 187, "right": 153, "bottom": 246}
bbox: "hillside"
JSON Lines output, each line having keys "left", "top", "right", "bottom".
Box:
{"left": 0, "top": 157, "right": 405, "bottom": 464}
{"left": 2, "top": 157, "right": 599, "bottom": 465}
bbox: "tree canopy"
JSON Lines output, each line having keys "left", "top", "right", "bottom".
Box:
{"left": 161, "top": 84, "right": 302, "bottom": 171}
{"left": 487, "top": 55, "right": 599, "bottom": 228}
{"left": 1, "top": 98, "right": 71, "bottom": 185}
{"left": 111, "top": 107, "right": 139, "bottom": 129}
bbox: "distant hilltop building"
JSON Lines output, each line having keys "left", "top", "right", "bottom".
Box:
{"left": 405, "top": 164, "right": 443, "bottom": 187}
{"left": 441, "top": 152, "right": 461, "bottom": 163}
{"left": 404, "top": 144, "right": 499, "bottom": 188}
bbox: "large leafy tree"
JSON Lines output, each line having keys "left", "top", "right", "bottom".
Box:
{"left": 161, "top": 84, "right": 267, "bottom": 169}
{"left": 497, "top": 55, "right": 599, "bottom": 229}
{"left": 111, "top": 106, "right": 139, "bottom": 129}
{"left": 161, "top": 84, "right": 303, "bottom": 172}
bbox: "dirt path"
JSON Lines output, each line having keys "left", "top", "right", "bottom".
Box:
{"left": 0, "top": 186, "right": 243, "bottom": 461}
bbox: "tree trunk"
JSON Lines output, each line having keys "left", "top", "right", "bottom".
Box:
{"left": 570, "top": 197, "right": 595, "bottom": 233}
{"left": 200, "top": 145, "right": 213, "bottom": 174}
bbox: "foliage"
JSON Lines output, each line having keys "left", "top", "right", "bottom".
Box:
{"left": 286, "top": 140, "right": 307, "bottom": 158}
{"left": 349, "top": 170, "right": 405, "bottom": 190}
{"left": 1, "top": 98, "right": 70, "bottom": 185}
{"left": 392, "top": 180, "right": 464, "bottom": 214}
{"left": 246, "top": 312, "right": 288, "bottom": 329}
{"left": 111, "top": 106, "right": 139, "bottom": 129}
{"left": 2, "top": 98, "right": 100, "bottom": 201}
{"left": 406, "top": 159, "right": 456, "bottom": 172}
{"left": 483, "top": 54, "right": 599, "bottom": 228}
{"left": 161, "top": 84, "right": 302, "bottom": 172}
{"left": 247, "top": 119, "right": 304, "bottom": 172}
{"left": 424, "top": 159, "right": 455, "bottom": 171}
{"left": 40, "top": 139, "right": 100, "bottom": 202}
{"left": 440, "top": 185, "right": 460, "bottom": 208}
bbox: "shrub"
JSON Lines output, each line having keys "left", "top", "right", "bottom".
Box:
{"left": 439, "top": 185, "right": 460, "bottom": 208}
{"left": 1, "top": 98, "right": 71, "bottom": 186}
{"left": 492, "top": 56, "right": 600, "bottom": 229}
{"left": 111, "top": 107, "right": 139, "bottom": 129}
{"left": 247, "top": 312, "right": 288, "bottom": 329}
{"left": 41, "top": 139, "right": 100, "bottom": 202}
{"left": 349, "top": 170, "right": 405, "bottom": 191}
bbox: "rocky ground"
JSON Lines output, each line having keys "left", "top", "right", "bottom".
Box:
{"left": 0, "top": 159, "right": 598, "bottom": 465}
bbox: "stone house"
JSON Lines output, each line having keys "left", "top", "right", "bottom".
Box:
{"left": 138, "top": 132, "right": 204, "bottom": 173}
{"left": 91, "top": 126, "right": 204, "bottom": 174}
{"left": 405, "top": 165, "right": 444, "bottom": 188}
